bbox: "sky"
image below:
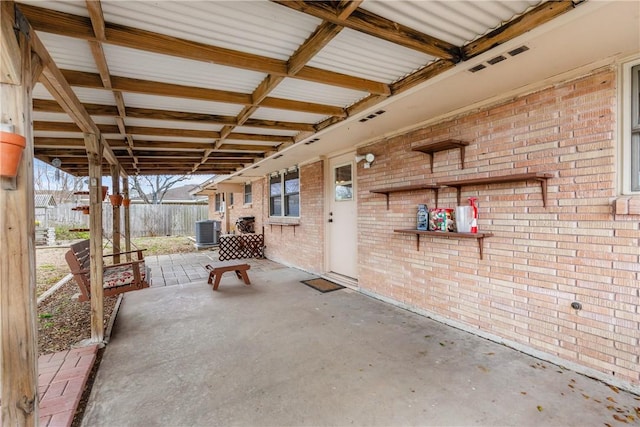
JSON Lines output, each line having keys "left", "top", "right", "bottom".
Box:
{"left": 34, "top": 158, "right": 213, "bottom": 193}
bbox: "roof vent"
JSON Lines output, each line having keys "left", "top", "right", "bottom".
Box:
{"left": 487, "top": 55, "right": 506, "bottom": 65}
{"left": 252, "top": 165, "right": 260, "bottom": 169}
{"left": 305, "top": 138, "right": 320, "bottom": 145}
{"left": 273, "top": 154, "right": 283, "bottom": 159}
{"left": 468, "top": 46, "right": 529, "bottom": 73}
{"left": 508, "top": 45, "right": 529, "bottom": 57}
{"left": 359, "top": 110, "right": 386, "bottom": 123}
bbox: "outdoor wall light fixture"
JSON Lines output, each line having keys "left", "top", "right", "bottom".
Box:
{"left": 355, "top": 153, "right": 375, "bottom": 168}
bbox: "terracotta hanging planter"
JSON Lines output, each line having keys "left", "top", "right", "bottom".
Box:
{"left": 122, "top": 198, "right": 131, "bottom": 207}
{"left": 109, "top": 194, "right": 123, "bottom": 207}
{"left": 0, "top": 131, "right": 27, "bottom": 177}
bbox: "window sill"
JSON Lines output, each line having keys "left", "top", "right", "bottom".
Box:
{"left": 613, "top": 196, "right": 640, "bottom": 215}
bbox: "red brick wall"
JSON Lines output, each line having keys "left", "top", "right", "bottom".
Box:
{"left": 207, "top": 195, "right": 217, "bottom": 219}
{"left": 225, "top": 181, "right": 265, "bottom": 235}
{"left": 358, "top": 67, "right": 640, "bottom": 388}
{"left": 263, "top": 161, "right": 325, "bottom": 273}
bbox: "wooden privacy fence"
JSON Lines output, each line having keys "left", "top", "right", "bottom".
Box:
{"left": 47, "top": 203, "right": 209, "bottom": 237}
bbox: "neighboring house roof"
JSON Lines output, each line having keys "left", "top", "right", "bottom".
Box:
{"left": 133, "top": 185, "right": 208, "bottom": 203}
{"left": 34, "top": 194, "right": 57, "bottom": 208}
{"left": 162, "top": 185, "right": 206, "bottom": 201}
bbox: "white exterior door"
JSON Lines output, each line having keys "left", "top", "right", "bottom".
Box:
{"left": 327, "top": 152, "right": 358, "bottom": 279}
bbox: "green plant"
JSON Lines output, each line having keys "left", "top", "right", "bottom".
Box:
{"left": 39, "top": 313, "right": 53, "bottom": 319}
{"left": 54, "top": 225, "right": 89, "bottom": 240}
{"left": 39, "top": 263, "right": 56, "bottom": 271}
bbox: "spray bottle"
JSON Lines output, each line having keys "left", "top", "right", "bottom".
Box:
{"left": 469, "top": 197, "right": 478, "bottom": 234}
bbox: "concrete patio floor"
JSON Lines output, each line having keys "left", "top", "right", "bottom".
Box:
{"left": 81, "top": 256, "right": 640, "bottom": 426}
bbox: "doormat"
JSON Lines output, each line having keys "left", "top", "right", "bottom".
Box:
{"left": 301, "top": 278, "right": 345, "bottom": 293}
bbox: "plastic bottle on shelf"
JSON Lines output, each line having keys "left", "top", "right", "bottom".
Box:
{"left": 469, "top": 197, "right": 478, "bottom": 233}
{"left": 417, "top": 204, "right": 428, "bottom": 231}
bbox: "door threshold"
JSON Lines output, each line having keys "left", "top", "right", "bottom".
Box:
{"left": 324, "top": 272, "right": 358, "bottom": 290}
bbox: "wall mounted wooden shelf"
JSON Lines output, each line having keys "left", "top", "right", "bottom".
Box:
{"left": 412, "top": 139, "right": 469, "bottom": 172}
{"left": 267, "top": 221, "right": 300, "bottom": 235}
{"left": 370, "top": 184, "right": 440, "bottom": 209}
{"left": 438, "top": 172, "right": 553, "bottom": 207}
{"left": 394, "top": 229, "right": 493, "bottom": 259}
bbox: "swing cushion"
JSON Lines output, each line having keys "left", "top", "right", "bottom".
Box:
{"left": 103, "top": 263, "right": 147, "bottom": 289}
{"left": 65, "top": 239, "right": 150, "bottom": 302}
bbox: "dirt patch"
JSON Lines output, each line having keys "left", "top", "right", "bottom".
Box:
{"left": 37, "top": 281, "right": 118, "bottom": 355}
{"left": 36, "top": 246, "right": 76, "bottom": 296}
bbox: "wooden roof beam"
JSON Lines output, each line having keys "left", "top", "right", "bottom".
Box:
{"left": 60, "top": 69, "right": 346, "bottom": 117}
{"left": 34, "top": 137, "right": 86, "bottom": 148}
{"left": 206, "top": 19, "right": 349, "bottom": 164}
{"left": 34, "top": 121, "right": 295, "bottom": 143}
{"left": 28, "top": 23, "right": 120, "bottom": 170}
{"left": 463, "top": 1, "right": 576, "bottom": 60}
{"left": 392, "top": 59, "right": 456, "bottom": 95}
{"left": 18, "top": 3, "right": 389, "bottom": 95}
{"left": 109, "top": 140, "right": 213, "bottom": 151}
{"left": 33, "top": 99, "right": 316, "bottom": 132}
{"left": 85, "top": 0, "right": 138, "bottom": 173}
{"left": 287, "top": 22, "right": 343, "bottom": 76}
{"left": 271, "top": 0, "right": 462, "bottom": 61}
{"left": 135, "top": 166, "right": 237, "bottom": 173}
{"left": 336, "top": 0, "right": 364, "bottom": 20}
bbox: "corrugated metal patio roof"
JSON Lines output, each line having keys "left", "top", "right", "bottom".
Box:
{"left": 13, "top": 0, "right": 598, "bottom": 177}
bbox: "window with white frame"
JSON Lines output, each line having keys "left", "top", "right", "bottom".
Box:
{"left": 623, "top": 59, "right": 640, "bottom": 193}
{"left": 269, "top": 169, "right": 299, "bottom": 217}
{"left": 214, "top": 193, "right": 223, "bottom": 212}
{"left": 630, "top": 63, "right": 640, "bottom": 192}
{"left": 244, "top": 183, "right": 252, "bottom": 204}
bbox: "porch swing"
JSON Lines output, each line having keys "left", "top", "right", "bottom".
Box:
{"left": 65, "top": 231, "right": 150, "bottom": 302}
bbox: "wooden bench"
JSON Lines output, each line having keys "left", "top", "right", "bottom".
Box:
{"left": 65, "top": 239, "right": 150, "bottom": 302}
{"left": 204, "top": 263, "right": 251, "bottom": 291}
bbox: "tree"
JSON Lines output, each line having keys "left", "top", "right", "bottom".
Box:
{"left": 128, "top": 174, "right": 190, "bottom": 204}
{"left": 34, "top": 159, "right": 84, "bottom": 203}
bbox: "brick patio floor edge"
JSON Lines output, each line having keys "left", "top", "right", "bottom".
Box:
{"left": 37, "top": 344, "right": 99, "bottom": 427}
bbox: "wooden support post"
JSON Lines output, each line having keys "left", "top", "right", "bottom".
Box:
{"left": 122, "top": 178, "right": 132, "bottom": 261}
{"left": 110, "top": 164, "right": 121, "bottom": 264}
{"left": 85, "top": 133, "right": 104, "bottom": 343}
{"left": 0, "top": 0, "right": 21, "bottom": 85}
{"left": 29, "top": 51, "right": 43, "bottom": 90}
{"left": 0, "top": 2, "right": 38, "bottom": 424}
